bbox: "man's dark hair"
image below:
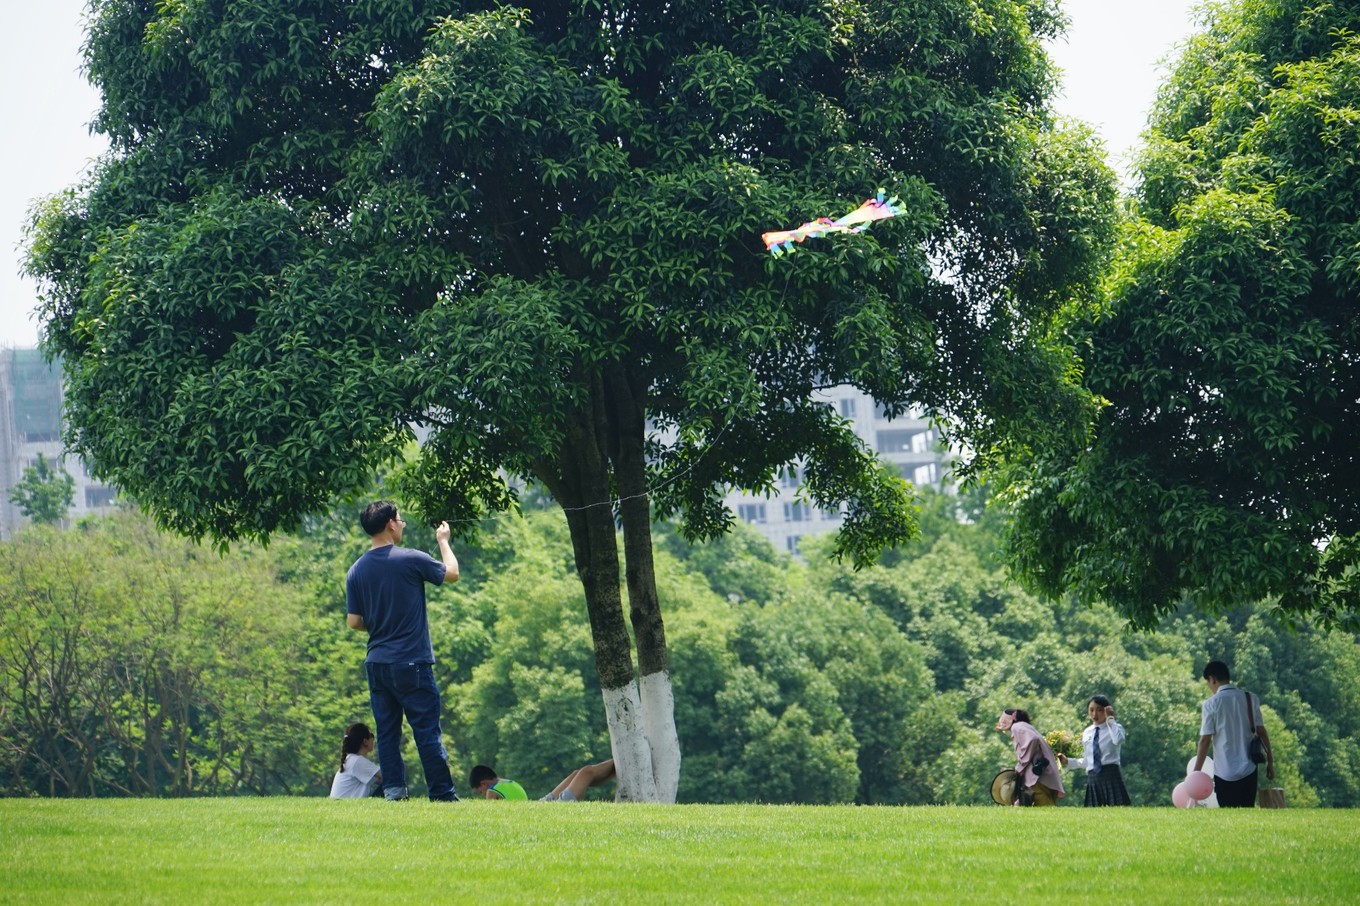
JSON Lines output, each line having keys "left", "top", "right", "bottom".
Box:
{"left": 1202, "top": 660, "right": 1231, "bottom": 682}
{"left": 1004, "top": 708, "right": 1032, "bottom": 725}
{"left": 469, "top": 764, "right": 498, "bottom": 789}
{"left": 360, "top": 500, "right": 398, "bottom": 536}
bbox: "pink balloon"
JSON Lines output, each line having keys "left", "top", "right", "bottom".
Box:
{"left": 1185, "top": 770, "right": 1214, "bottom": 800}
{"left": 1172, "top": 781, "right": 1191, "bottom": 808}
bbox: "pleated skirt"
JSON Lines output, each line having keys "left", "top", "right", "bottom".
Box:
{"left": 1084, "top": 764, "right": 1131, "bottom": 806}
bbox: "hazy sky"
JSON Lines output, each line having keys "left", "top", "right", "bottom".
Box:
{"left": 0, "top": 0, "right": 1205, "bottom": 350}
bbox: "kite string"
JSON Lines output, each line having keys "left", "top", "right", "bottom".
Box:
{"left": 443, "top": 417, "right": 736, "bottom": 529}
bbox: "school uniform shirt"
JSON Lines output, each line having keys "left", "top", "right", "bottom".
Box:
{"left": 1066, "top": 719, "right": 1125, "bottom": 773}
{"left": 1200, "top": 683, "right": 1265, "bottom": 782}
{"left": 330, "top": 753, "right": 381, "bottom": 798}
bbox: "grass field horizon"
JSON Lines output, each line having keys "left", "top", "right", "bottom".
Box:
{"left": 6, "top": 798, "right": 1359, "bottom": 903}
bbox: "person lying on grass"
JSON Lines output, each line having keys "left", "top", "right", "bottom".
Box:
{"left": 469, "top": 759, "right": 616, "bottom": 801}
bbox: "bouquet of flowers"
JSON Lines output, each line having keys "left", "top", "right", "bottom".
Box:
{"left": 1045, "top": 729, "right": 1083, "bottom": 759}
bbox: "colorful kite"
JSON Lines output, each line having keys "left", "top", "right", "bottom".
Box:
{"left": 762, "top": 190, "right": 907, "bottom": 257}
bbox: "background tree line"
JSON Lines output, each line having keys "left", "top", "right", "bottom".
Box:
{"left": 4, "top": 491, "right": 1356, "bottom": 805}
{"left": 18, "top": 0, "right": 1360, "bottom": 803}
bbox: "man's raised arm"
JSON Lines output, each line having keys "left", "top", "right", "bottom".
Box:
{"left": 436, "top": 521, "right": 459, "bottom": 583}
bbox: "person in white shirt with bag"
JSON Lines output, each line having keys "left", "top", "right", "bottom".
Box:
{"left": 1057, "top": 695, "right": 1130, "bottom": 806}
{"left": 1193, "top": 660, "right": 1275, "bottom": 808}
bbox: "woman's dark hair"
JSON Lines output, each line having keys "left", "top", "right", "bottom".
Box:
{"left": 340, "top": 722, "right": 373, "bottom": 774}
{"left": 1088, "top": 695, "right": 1111, "bottom": 710}
{"left": 1004, "top": 708, "right": 1032, "bottom": 725}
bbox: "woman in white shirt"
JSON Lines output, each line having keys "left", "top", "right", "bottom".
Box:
{"left": 1058, "top": 695, "right": 1130, "bottom": 806}
{"left": 330, "top": 722, "right": 383, "bottom": 798}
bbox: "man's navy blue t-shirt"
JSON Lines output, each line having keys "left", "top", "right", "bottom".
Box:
{"left": 345, "top": 545, "right": 447, "bottom": 664}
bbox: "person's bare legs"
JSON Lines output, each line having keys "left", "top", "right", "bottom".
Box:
{"left": 548, "top": 769, "right": 581, "bottom": 799}
{"left": 557, "top": 759, "right": 616, "bottom": 801}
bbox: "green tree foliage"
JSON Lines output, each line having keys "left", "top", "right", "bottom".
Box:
{"left": 7, "top": 453, "right": 76, "bottom": 527}
{"left": 669, "top": 495, "right": 1350, "bottom": 805}
{"left": 4, "top": 500, "right": 1357, "bottom": 804}
{"left": 814, "top": 489, "right": 1345, "bottom": 806}
{"left": 24, "top": 0, "right": 1117, "bottom": 554}
{"left": 1001, "top": 0, "right": 1360, "bottom": 629}
{"left": 437, "top": 512, "right": 939, "bottom": 803}
{"left": 25, "top": 0, "right": 1117, "bottom": 798}
{"left": 0, "top": 513, "right": 365, "bottom": 797}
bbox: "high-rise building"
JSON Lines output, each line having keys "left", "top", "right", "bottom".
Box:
{"left": 0, "top": 348, "right": 119, "bottom": 537}
{"left": 720, "top": 386, "right": 951, "bottom": 557}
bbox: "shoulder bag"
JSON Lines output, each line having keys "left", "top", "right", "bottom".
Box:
{"left": 1245, "top": 691, "right": 1267, "bottom": 764}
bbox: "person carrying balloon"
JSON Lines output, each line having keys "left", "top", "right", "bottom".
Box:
{"left": 996, "top": 709, "right": 1065, "bottom": 806}
{"left": 1057, "top": 695, "right": 1130, "bottom": 806}
{"left": 1193, "top": 660, "right": 1275, "bottom": 807}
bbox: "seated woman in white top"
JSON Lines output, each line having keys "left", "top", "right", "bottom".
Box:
{"left": 1058, "top": 695, "right": 1130, "bottom": 806}
{"left": 330, "top": 722, "right": 382, "bottom": 798}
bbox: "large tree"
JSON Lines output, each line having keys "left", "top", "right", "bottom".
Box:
{"left": 1001, "top": 0, "right": 1360, "bottom": 630}
{"left": 28, "top": 0, "right": 1113, "bottom": 799}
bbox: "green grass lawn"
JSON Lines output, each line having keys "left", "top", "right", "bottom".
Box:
{"left": 4, "top": 799, "right": 1358, "bottom": 904}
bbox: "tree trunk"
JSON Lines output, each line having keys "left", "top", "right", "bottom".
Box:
{"left": 541, "top": 372, "right": 657, "bottom": 800}
{"left": 606, "top": 362, "right": 681, "bottom": 802}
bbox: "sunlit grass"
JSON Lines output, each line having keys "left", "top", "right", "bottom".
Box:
{"left": 5, "top": 798, "right": 1359, "bottom": 903}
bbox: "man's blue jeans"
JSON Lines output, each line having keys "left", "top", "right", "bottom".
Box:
{"left": 365, "top": 661, "right": 457, "bottom": 801}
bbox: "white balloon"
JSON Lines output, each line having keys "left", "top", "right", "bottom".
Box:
{"left": 1187, "top": 756, "right": 1214, "bottom": 778}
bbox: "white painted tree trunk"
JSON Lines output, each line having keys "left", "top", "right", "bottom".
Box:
{"left": 641, "top": 670, "right": 680, "bottom": 803}
{"left": 602, "top": 682, "right": 659, "bottom": 802}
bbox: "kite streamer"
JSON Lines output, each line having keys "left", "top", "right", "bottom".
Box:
{"left": 762, "top": 190, "right": 907, "bottom": 256}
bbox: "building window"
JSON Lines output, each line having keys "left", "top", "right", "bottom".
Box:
{"left": 875, "top": 429, "right": 915, "bottom": 453}
{"left": 737, "top": 503, "right": 767, "bottom": 524}
{"left": 786, "top": 535, "right": 802, "bottom": 553}
{"left": 876, "top": 429, "right": 934, "bottom": 454}
{"left": 84, "top": 486, "right": 118, "bottom": 508}
{"left": 784, "top": 502, "right": 811, "bottom": 522}
{"left": 779, "top": 467, "right": 801, "bottom": 490}
{"left": 913, "top": 464, "right": 937, "bottom": 486}
{"left": 839, "top": 398, "right": 857, "bottom": 418}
